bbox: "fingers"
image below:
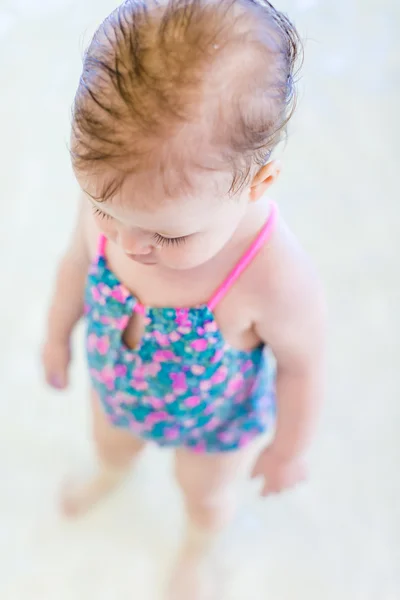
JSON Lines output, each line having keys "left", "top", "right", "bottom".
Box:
{"left": 250, "top": 463, "right": 262, "bottom": 480}
{"left": 260, "top": 469, "right": 308, "bottom": 497}
{"left": 48, "top": 370, "right": 68, "bottom": 390}
{"left": 262, "top": 476, "right": 307, "bottom": 497}
{"left": 42, "top": 342, "right": 70, "bottom": 390}
{"left": 261, "top": 482, "right": 273, "bottom": 496}
{"left": 44, "top": 362, "right": 68, "bottom": 389}
{"left": 261, "top": 480, "right": 284, "bottom": 496}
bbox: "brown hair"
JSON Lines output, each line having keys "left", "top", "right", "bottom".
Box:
{"left": 72, "top": 0, "right": 302, "bottom": 199}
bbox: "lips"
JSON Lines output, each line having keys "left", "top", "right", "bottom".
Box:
{"left": 126, "top": 253, "right": 157, "bottom": 265}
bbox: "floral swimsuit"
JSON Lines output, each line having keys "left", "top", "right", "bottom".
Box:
{"left": 85, "top": 204, "right": 277, "bottom": 453}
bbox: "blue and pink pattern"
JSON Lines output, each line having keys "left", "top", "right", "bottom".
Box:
{"left": 85, "top": 207, "right": 277, "bottom": 453}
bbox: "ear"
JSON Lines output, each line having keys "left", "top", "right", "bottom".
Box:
{"left": 249, "top": 160, "right": 281, "bottom": 202}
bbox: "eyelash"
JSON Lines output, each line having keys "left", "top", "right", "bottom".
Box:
{"left": 92, "top": 207, "right": 111, "bottom": 221}
{"left": 92, "top": 206, "right": 188, "bottom": 247}
{"left": 152, "top": 233, "right": 188, "bottom": 247}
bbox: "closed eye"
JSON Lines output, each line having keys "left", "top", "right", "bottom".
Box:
{"left": 92, "top": 205, "right": 188, "bottom": 246}
{"left": 92, "top": 206, "right": 112, "bottom": 221}
{"left": 152, "top": 233, "right": 188, "bottom": 247}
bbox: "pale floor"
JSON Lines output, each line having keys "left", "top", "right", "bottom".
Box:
{"left": 0, "top": 0, "right": 399, "bottom": 599}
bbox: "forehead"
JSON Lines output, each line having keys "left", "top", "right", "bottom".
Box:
{"left": 80, "top": 167, "right": 236, "bottom": 234}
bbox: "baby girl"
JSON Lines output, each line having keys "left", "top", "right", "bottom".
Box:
{"left": 42, "top": 0, "right": 325, "bottom": 597}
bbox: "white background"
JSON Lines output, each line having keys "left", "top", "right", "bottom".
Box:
{"left": 0, "top": 0, "right": 399, "bottom": 598}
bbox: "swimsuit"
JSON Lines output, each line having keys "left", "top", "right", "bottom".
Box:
{"left": 85, "top": 204, "right": 277, "bottom": 453}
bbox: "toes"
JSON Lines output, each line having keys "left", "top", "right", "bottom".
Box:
{"left": 59, "top": 480, "right": 89, "bottom": 518}
{"left": 168, "top": 554, "right": 215, "bottom": 600}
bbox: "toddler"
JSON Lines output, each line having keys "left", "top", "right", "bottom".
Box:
{"left": 42, "top": 0, "right": 326, "bottom": 598}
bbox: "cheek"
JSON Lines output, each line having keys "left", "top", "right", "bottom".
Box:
{"left": 94, "top": 216, "right": 117, "bottom": 238}
{"left": 161, "top": 230, "right": 233, "bottom": 270}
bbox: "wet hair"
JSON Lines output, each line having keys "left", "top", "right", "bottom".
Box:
{"left": 72, "top": 0, "right": 302, "bottom": 199}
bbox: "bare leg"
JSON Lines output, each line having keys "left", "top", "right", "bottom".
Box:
{"left": 169, "top": 447, "right": 252, "bottom": 600}
{"left": 61, "top": 389, "right": 146, "bottom": 517}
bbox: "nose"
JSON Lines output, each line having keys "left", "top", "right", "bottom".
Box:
{"left": 116, "top": 228, "right": 152, "bottom": 255}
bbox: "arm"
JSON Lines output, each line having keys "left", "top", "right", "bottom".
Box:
{"left": 267, "top": 286, "right": 325, "bottom": 461}
{"left": 42, "top": 199, "right": 91, "bottom": 389}
{"left": 252, "top": 248, "right": 327, "bottom": 494}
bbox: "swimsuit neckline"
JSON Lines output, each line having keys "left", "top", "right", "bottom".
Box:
{"left": 95, "top": 202, "right": 278, "bottom": 316}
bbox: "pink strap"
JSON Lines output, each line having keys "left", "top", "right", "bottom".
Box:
{"left": 134, "top": 302, "right": 146, "bottom": 315}
{"left": 96, "top": 234, "right": 145, "bottom": 314}
{"left": 97, "top": 234, "right": 107, "bottom": 260}
{"left": 208, "top": 202, "right": 278, "bottom": 311}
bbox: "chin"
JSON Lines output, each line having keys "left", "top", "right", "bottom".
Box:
{"left": 165, "top": 253, "right": 218, "bottom": 271}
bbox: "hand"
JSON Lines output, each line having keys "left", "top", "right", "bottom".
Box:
{"left": 251, "top": 447, "right": 307, "bottom": 496}
{"left": 42, "top": 338, "right": 71, "bottom": 390}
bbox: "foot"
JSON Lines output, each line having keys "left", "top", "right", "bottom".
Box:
{"left": 60, "top": 468, "right": 127, "bottom": 517}
{"left": 168, "top": 545, "right": 217, "bottom": 600}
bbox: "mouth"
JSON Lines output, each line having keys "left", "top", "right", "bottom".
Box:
{"left": 126, "top": 253, "right": 158, "bottom": 265}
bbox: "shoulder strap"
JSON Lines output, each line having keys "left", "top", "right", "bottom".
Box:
{"left": 97, "top": 234, "right": 107, "bottom": 262}
{"left": 208, "top": 202, "right": 278, "bottom": 311}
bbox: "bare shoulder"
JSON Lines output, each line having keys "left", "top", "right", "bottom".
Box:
{"left": 249, "top": 212, "right": 327, "bottom": 350}
{"left": 250, "top": 214, "right": 323, "bottom": 305}
{"left": 64, "top": 194, "right": 98, "bottom": 263}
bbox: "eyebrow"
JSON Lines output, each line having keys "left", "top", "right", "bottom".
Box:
{"left": 84, "top": 190, "right": 110, "bottom": 203}
{"left": 83, "top": 176, "right": 121, "bottom": 203}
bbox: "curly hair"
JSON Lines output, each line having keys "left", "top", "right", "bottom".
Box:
{"left": 72, "top": 0, "right": 302, "bottom": 199}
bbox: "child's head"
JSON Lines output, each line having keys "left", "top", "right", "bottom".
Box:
{"left": 72, "top": 0, "right": 301, "bottom": 269}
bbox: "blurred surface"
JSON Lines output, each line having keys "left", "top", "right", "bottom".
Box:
{"left": 0, "top": 0, "right": 399, "bottom": 599}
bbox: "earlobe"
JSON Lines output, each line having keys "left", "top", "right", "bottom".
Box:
{"left": 249, "top": 160, "right": 282, "bottom": 202}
